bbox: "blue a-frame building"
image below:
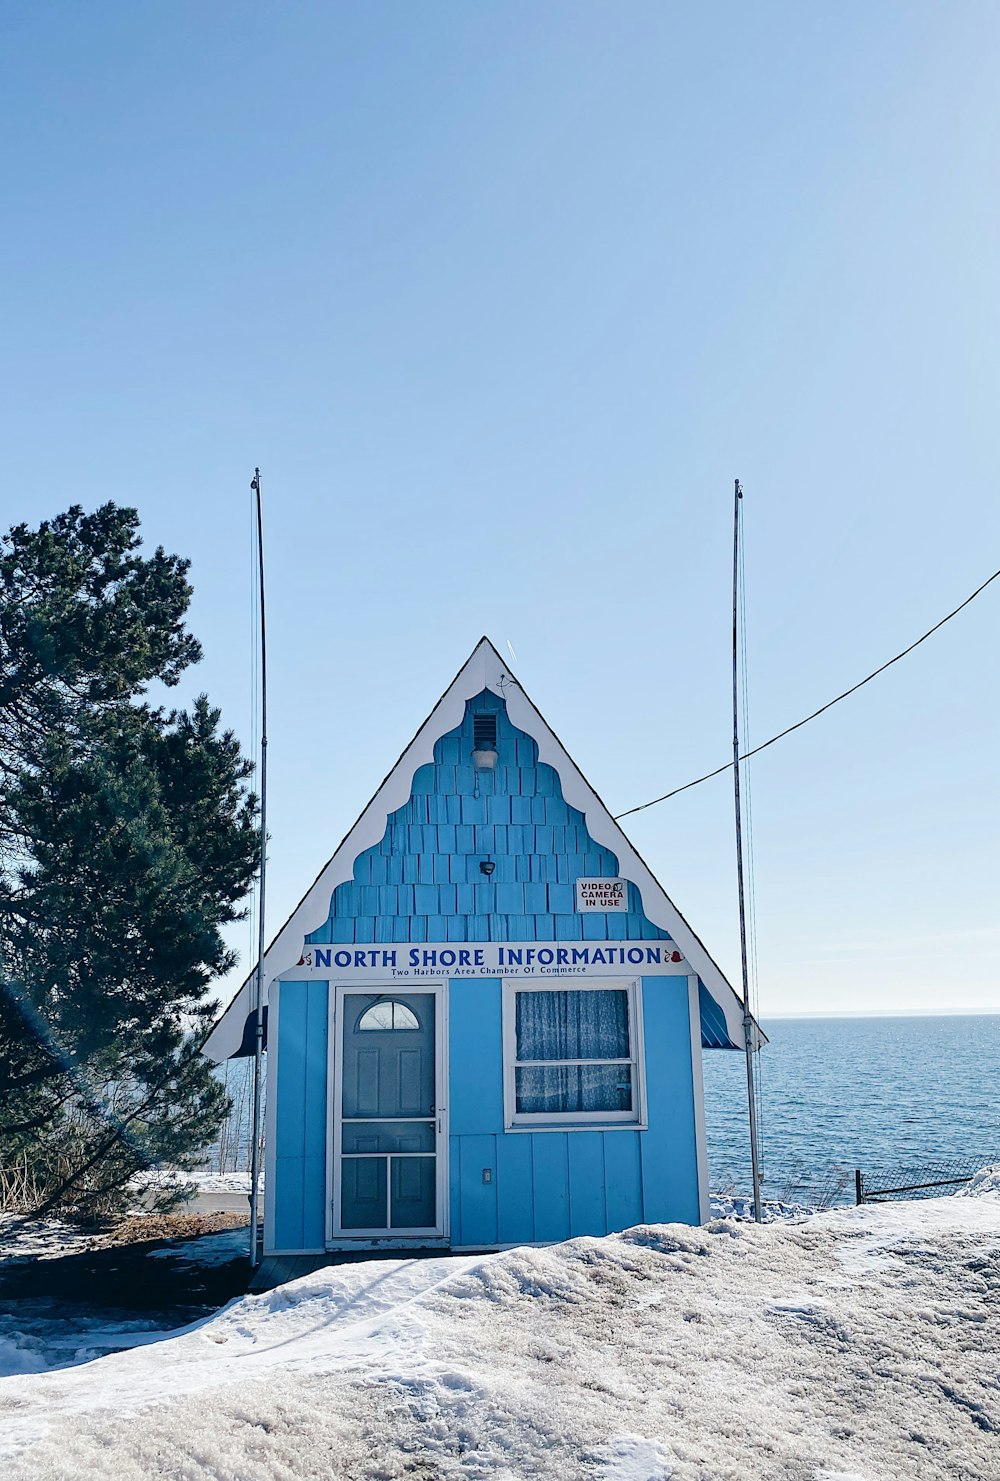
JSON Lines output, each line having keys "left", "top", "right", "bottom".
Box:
{"left": 206, "top": 639, "right": 757, "bottom": 1256}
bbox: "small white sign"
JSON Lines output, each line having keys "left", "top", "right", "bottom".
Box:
{"left": 575, "top": 877, "right": 628, "bottom": 913}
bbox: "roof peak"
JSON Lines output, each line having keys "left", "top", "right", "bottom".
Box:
{"left": 204, "top": 640, "right": 754, "bottom": 1061}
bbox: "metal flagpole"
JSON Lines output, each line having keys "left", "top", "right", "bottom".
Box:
{"left": 248, "top": 467, "right": 268, "bottom": 1266}
{"left": 732, "top": 478, "right": 763, "bottom": 1223}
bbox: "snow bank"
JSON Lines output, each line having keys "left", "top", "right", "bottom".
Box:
{"left": 709, "top": 1194, "right": 814, "bottom": 1222}
{"left": 1, "top": 1191, "right": 998, "bottom": 1480}
{"left": 0, "top": 1310, "right": 192, "bottom": 1380}
{"left": 0, "top": 1335, "right": 50, "bottom": 1377}
{"left": 957, "top": 1164, "right": 1000, "bottom": 1199}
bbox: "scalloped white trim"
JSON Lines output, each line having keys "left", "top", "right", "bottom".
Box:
{"left": 204, "top": 638, "right": 749, "bottom": 1060}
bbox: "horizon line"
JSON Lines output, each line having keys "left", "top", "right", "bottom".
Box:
{"left": 761, "top": 1008, "right": 1000, "bottom": 1020}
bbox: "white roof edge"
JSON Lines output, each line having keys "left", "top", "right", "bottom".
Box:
{"left": 203, "top": 637, "right": 756, "bottom": 1061}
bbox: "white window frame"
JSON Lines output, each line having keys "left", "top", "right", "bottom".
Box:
{"left": 501, "top": 977, "right": 647, "bottom": 1131}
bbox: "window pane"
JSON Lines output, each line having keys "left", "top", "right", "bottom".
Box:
{"left": 515, "top": 990, "right": 629, "bottom": 1061}
{"left": 342, "top": 1121, "right": 435, "bottom": 1154}
{"left": 341, "top": 1156, "right": 387, "bottom": 1228}
{"left": 358, "top": 1001, "right": 419, "bottom": 1031}
{"left": 390, "top": 1157, "right": 436, "bottom": 1229}
{"left": 515, "top": 1063, "right": 633, "bottom": 1115}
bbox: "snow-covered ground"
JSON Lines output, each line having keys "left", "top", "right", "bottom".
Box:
{"left": 0, "top": 1216, "right": 98, "bottom": 1265}
{"left": 146, "top": 1227, "right": 251, "bottom": 1267}
{"left": 1, "top": 1185, "right": 998, "bottom": 1480}
{"left": 131, "top": 1170, "right": 254, "bottom": 1195}
{"left": 709, "top": 1194, "right": 814, "bottom": 1222}
{"left": 0, "top": 1305, "right": 190, "bottom": 1380}
{"left": 0, "top": 1213, "right": 249, "bottom": 1271}
{"left": 0, "top": 1214, "right": 250, "bottom": 1379}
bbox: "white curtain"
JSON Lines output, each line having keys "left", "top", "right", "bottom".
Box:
{"left": 514, "top": 990, "right": 632, "bottom": 1114}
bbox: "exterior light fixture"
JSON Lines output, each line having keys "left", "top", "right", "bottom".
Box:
{"left": 479, "top": 858, "right": 496, "bottom": 877}
{"left": 471, "top": 739, "right": 498, "bottom": 771}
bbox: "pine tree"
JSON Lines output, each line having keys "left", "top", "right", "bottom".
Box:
{"left": 0, "top": 504, "right": 259, "bottom": 1216}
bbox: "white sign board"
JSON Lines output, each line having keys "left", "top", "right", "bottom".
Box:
{"left": 575, "top": 877, "right": 627, "bottom": 913}
{"left": 283, "top": 940, "right": 686, "bottom": 983}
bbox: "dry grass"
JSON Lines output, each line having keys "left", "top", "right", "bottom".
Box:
{"left": 82, "top": 1210, "right": 250, "bottom": 1250}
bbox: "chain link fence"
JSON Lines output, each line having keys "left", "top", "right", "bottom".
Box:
{"left": 854, "top": 1157, "right": 999, "bottom": 1204}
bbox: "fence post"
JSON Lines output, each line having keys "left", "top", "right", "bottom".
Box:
{"left": 855, "top": 1169, "right": 864, "bottom": 1206}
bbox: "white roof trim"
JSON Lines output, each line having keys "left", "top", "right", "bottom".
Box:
{"left": 203, "top": 637, "right": 756, "bottom": 1061}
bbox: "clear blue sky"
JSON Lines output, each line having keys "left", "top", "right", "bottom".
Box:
{"left": 3, "top": 3, "right": 998, "bottom": 1015}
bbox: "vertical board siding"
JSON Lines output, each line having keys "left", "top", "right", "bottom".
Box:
{"left": 447, "top": 979, "right": 648, "bottom": 1244}
{"left": 638, "top": 978, "right": 701, "bottom": 1226}
{"left": 456, "top": 1135, "right": 499, "bottom": 1247}
{"left": 449, "top": 980, "right": 503, "bottom": 1133}
{"left": 531, "top": 1136, "right": 572, "bottom": 1243}
{"left": 273, "top": 980, "right": 329, "bottom": 1251}
{"left": 448, "top": 1138, "right": 462, "bottom": 1244}
{"left": 568, "top": 1133, "right": 607, "bottom": 1237}
{"left": 270, "top": 690, "right": 725, "bottom": 1252}
{"left": 495, "top": 1135, "right": 535, "bottom": 1246}
{"left": 448, "top": 981, "right": 502, "bottom": 1246}
{"left": 603, "top": 1133, "right": 644, "bottom": 1232}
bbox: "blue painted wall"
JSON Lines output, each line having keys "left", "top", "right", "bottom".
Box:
{"left": 272, "top": 980, "right": 328, "bottom": 1252}
{"left": 447, "top": 976, "right": 699, "bottom": 1247}
{"left": 271, "top": 690, "right": 720, "bottom": 1251}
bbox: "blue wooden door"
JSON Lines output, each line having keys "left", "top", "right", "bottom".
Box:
{"left": 339, "top": 992, "right": 439, "bottom": 1233}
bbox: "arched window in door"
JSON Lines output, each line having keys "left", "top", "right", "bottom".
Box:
{"left": 357, "top": 1001, "right": 420, "bottom": 1032}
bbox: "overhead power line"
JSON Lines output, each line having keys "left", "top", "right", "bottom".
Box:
{"left": 614, "top": 560, "right": 1000, "bottom": 821}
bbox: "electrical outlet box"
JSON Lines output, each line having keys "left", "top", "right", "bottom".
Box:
{"left": 482, "top": 1168, "right": 492, "bottom": 1184}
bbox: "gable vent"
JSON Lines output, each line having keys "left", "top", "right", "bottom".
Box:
{"left": 473, "top": 713, "right": 497, "bottom": 746}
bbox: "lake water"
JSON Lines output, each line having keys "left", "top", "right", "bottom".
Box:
{"left": 702, "top": 1014, "right": 1000, "bottom": 1206}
